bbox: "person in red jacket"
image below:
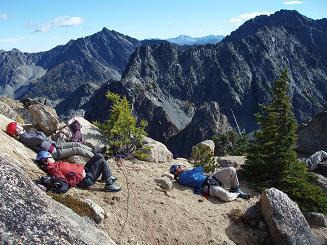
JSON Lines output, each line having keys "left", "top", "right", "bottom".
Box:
{"left": 35, "top": 151, "right": 121, "bottom": 192}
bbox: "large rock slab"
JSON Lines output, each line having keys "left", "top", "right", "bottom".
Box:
{"left": 215, "top": 155, "right": 246, "bottom": 169}
{"left": 141, "top": 136, "right": 173, "bottom": 163}
{"left": 260, "top": 188, "right": 318, "bottom": 245}
{"left": 0, "top": 156, "right": 115, "bottom": 244}
{"left": 28, "top": 103, "right": 59, "bottom": 135}
{"left": 0, "top": 96, "right": 34, "bottom": 124}
{"left": 194, "top": 140, "right": 215, "bottom": 155}
{"left": 69, "top": 116, "right": 107, "bottom": 149}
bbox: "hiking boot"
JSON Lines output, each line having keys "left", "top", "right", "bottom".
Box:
{"left": 238, "top": 192, "right": 250, "bottom": 199}
{"left": 104, "top": 180, "right": 121, "bottom": 192}
{"left": 99, "top": 175, "right": 117, "bottom": 182}
{"left": 102, "top": 153, "right": 110, "bottom": 161}
{"left": 230, "top": 186, "right": 250, "bottom": 199}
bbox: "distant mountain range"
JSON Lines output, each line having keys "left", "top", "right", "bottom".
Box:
{"left": 166, "top": 34, "right": 225, "bottom": 45}
{"left": 84, "top": 10, "right": 327, "bottom": 156}
{"left": 1, "top": 9, "right": 326, "bottom": 156}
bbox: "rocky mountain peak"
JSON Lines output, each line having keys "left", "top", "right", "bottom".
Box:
{"left": 223, "top": 9, "right": 318, "bottom": 42}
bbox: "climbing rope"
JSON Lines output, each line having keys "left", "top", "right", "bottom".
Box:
{"left": 115, "top": 156, "right": 159, "bottom": 245}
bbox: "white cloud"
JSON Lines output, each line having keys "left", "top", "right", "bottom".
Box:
{"left": 283, "top": 0, "right": 303, "bottom": 5}
{"left": 34, "top": 16, "right": 85, "bottom": 32}
{"left": 229, "top": 11, "right": 273, "bottom": 25}
{"left": 53, "top": 16, "right": 84, "bottom": 27}
{"left": 34, "top": 23, "right": 52, "bottom": 32}
{"left": 0, "top": 13, "right": 8, "bottom": 20}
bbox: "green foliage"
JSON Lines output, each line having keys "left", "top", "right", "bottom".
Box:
{"left": 212, "top": 130, "right": 249, "bottom": 156}
{"left": 97, "top": 92, "right": 148, "bottom": 157}
{"left": 133, "top": 145, "right": 152, "bottom": 161}
{"left": 190, "top": 144, "right": 217, "bottom": 173}
{"left": 244, "top": 70, "right": 327, "bottom": 214}
{"left": 279, "top": 161, "right": 327, "bottom": 214}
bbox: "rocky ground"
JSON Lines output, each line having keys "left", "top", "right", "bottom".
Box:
{"left": 0, "top": 112, "right": 263, "bottom": 244}
{"left": 69, "top": 158, "right": 261, "bottom": 245}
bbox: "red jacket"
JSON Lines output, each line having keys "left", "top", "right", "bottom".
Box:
{"left": 46, "top": 161, "right": 85, "bottom": 188}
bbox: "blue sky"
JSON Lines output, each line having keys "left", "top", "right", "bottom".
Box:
{"left": 0, "top": 0, "right": 326, "bottom": 52}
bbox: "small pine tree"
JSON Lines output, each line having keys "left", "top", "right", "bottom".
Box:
{"left": 244, "top": 70, "right": 327, "bottom": 214}
{"left": 213, "top": 130, "right": 248, "bottom": 156}
{"left": 98, "top": 92, "right": 148, "bottom": 157}
{"left": 190, "top": 144, "right": 217, "bottom": 173}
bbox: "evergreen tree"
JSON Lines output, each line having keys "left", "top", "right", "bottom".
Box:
{"left": 97, "top": 92, "right": 147, "bottom": 157}
{"left": 244, "top": 70, "right": 327, "bottom": 214}
{"left": 212, "top": 130, "right": 249, "bottom": 156}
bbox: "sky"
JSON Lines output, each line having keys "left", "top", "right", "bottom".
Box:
{"left": 0, "top": 0, "right": 326, "bottom": 52}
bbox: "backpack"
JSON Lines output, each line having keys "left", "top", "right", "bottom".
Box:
{"left": 35, "top": 175, "right": 69, "bottom": 194}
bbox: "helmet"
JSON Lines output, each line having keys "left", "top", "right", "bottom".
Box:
{"left": 6, "top": 122, "right": 17, "bottom": 137}
{"left": 169, "top": 164, "right": 181, "bottom": 175}
{"left": 36, "top": 151, "right": 52, "bottom": 161}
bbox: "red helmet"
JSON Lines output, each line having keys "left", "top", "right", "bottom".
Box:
{"left": 6, "top": 122, "right": 17, "bottom": 137}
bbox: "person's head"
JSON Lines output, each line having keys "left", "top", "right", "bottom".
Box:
{"left": 36, "top": 151, "right": 54, "bottom": 169}
{"left": 169, "top": 164, "right": 186, "bottom": 176}
{"left": 69, "top": 120, "right": 81, "bottom": 133}
{"left": 6, "top": 121, "right": 25, "bottom": 137}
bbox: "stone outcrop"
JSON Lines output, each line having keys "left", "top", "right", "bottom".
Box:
{"left": 167, "top": 102, "right": 230, "bottom": 156}
{"left": 215, "top": 156, "right": 246, "bottom": 169}
{"left": 304, "top": 212, "right": 327, "bottom": 228}
{"left": 141, "top": 136, "right": 173, "bottom": 163}
{"left": 0, "top": 156, "right": 114, "bottom": 244}
{"left": 260, "top": 188, "right": 318, "bottom": 245}
{"left": 194, "top": 140, "right": 215, "bottom": 155}
{"left": 297, "top": 111, "right": 327, "bottom": 154}
{"left": 0, "top": 96, "right": 34, "bottom": 124}
{"left": 154, "top": 176, "right": 173, "bottom": 192}
{"left": 28, "top": 103, "right": 60, "bottom": 135}
{"left": 84, "top": 198, "right": 106, "bottom": 224}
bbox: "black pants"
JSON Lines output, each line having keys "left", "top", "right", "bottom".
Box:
{"left": 77, "top": 154, "right": 112, "bottom": 188}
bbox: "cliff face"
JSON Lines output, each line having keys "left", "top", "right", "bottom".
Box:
{"left": 83, "top": 10, "right": 327, "bottom": 156}
{"left": 0, "top": 28, "right": 140, "bottom": 102}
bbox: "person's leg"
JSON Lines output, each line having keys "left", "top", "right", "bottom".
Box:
{"left": 84, "top": 154, "right": 112, "bottom": 181}
{"left": 56, "top": 147, "right": 94, "bottom": 159}
{"left": 209, "top": 185, "right": 238, "bottom": 202}
{"left": 212, "top": 167, "right": 239, "bottom": 188}
{"left": 58, "top": 142, "right": 93, "bottom": 152}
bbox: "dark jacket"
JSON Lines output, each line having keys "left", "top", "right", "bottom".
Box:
{"left": 18, "top": 131, "right": 55, "bottom": 152}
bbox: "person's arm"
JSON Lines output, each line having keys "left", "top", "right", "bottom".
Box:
{"left": 65, "top": 171, "right": 84, "bottom": 188}
{"left": 20, "top": 132, "right": 45, "bottom": 146}
{"left": 57, "top": 127, "right": 72, "bottom": 142}
{"left": 193, "top": 166, "right": 204, "bottom": 173}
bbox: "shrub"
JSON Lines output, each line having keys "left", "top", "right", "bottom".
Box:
{"left": 213, "top": 130, "right": 249, "bottom": 156}
{"left": 97, "top": 92, "right": 148, "bottom": 157}
{"left": 190, "top": 144, "right": 217, "bottom": 173}
{"left": 133, "top": 145, "right": 152, "bottom": 161}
